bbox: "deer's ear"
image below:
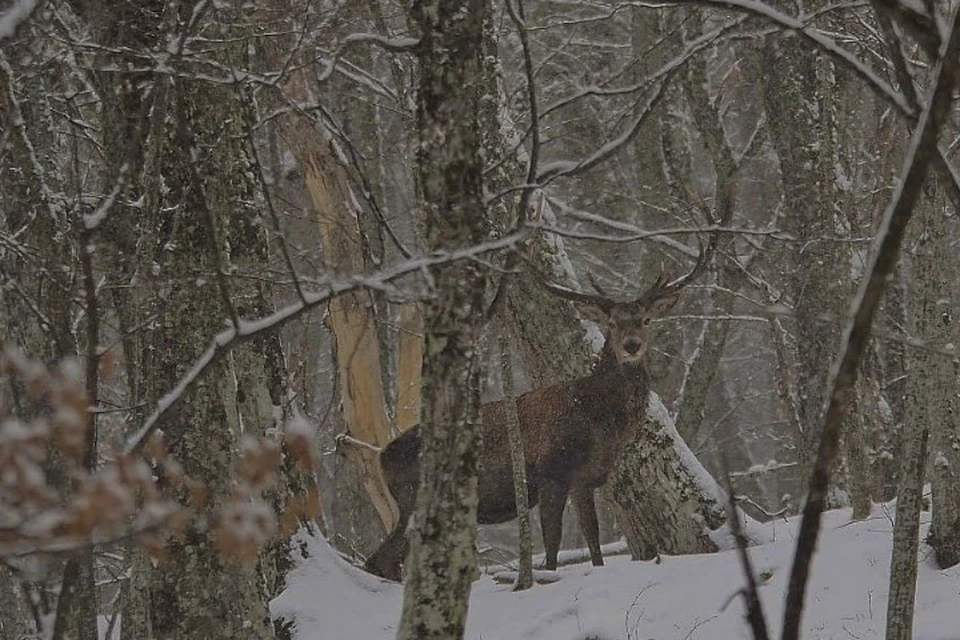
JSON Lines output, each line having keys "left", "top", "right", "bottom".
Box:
{"left": 572, "top": 301, "right": 610, "bottom": 325}
{"left": 649, "top": 292, "right": 680, "bottom": 316}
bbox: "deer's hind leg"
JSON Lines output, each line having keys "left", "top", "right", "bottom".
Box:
{"left": 364, "top": 524, "right": 409, "bottom": 582}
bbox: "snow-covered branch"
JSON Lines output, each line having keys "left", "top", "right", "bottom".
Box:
{"left": 537, "top": 16, "right": 746, "bottom": 121}
{"left": 534, "top": 221, "right": 794, "bottom": 249}
{"left": 83, "top": 164, "right": 130, "bottom": 230}
{"left": 781, "top": 6, "right": 960, "bottom": 638}
{"left": 316, "top": 33, "right": 419, "bottom": 84}
{"left": 681, "top": 0, "right": 960, "bottom": 205}
{"left": 527, "top": 16, "right": 746, "bottom": 184}
{"left": 685, "top": 0, "right": 910, "bottom": 112}
{"left": 124, "top": 231, "right": 529, "bottom": 454}
{"left": 0, "top": 0, "right": 37, "bottom": 41}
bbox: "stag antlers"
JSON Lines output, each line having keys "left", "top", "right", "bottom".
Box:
{"left": 534, "top": 234, "right": 712, "bottom": 311}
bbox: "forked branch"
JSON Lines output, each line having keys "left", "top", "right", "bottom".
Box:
{"left": 780, "top": 7, "right": 960, "bottom": 639}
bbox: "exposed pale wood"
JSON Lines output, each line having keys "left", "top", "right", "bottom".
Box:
{"left": 298, "top": 144, "right": 398, "bottom": 532}
{"left": 395, "top": 303, "right": 424, "bottom": 433}
{"left": 256, "top": 2, "right": 398, "bottom": 534}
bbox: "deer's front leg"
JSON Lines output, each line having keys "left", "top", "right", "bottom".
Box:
{"left": 571, "top": 486, "right": 603, "bottom": 566}
{"left": 539, "top": 478, "right": 570, "bottom": 571}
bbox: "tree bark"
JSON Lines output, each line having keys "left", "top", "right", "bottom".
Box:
{"left": 0, "top": 26, "right": 96, "bottom": 640}
{"left": 306, "top": 138, "right": 399, "bottom": 531}
{"left": 498, "top": 325, "right": 533, "bottom": 590}
{"left": 395, "top": 304, "right": 425, "bottom": 433}
{"left": 396, "top": 0, "right": 491, "bottom": 636}
{"left": 608, "top": 394, "right": 727, "bottom": 559}
{"left": 132, "top": 12, "right": 274, "bottom": 636}
{"left": 0, "top": 568, "right": 32, "bottom": 640}
{"left": 672, "top": 27, "right": 740, "bottom": 444}
{"left": 916, "top": 186, "right": 960, "bottom": 569}
{"left": 760, "top": 10, "right": 856, "bottom": 503}
{"left": 780, "top": 12, "right": 960, "bottom": 635}
{"left": 884, "top": 418, "right": 928, "bottom": 640}
{"left": 757, "top": 4, "right": 875, "bottom": 519}
{"left": 275, "top": 48, "right": 399, "bottom": 535}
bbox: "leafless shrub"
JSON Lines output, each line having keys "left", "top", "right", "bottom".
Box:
{"left": 0, "top": 345, "right": 320, "bottom": 565}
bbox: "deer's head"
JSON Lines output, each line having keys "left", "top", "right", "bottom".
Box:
{"left": 537, "top": 250, "right": 709, "bottom": 367}
{"left": 598, "top": 279, "right": 680, "bottom": 364}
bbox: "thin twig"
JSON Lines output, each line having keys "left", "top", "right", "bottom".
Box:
{"left": 124, "top": 231, "right": 529, "bottom": 454}
{"left": 781, "top": 8, "right": 960, "bottom": 639}
{"left": 505, "top": 0, "right": 540, "bottom": 229}
{"left": 678, "top": 0, "right": 960, "bottom": 208}
{"left": 720, "top": 456, "right": 770, "bottom": 640}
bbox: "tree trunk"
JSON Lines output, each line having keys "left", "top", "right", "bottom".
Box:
{"left": 672, "top": 23, "right": 742, "bottom": 445}
{"left": 918, "top": 188, "right": 960, "bottom": 569}
{"left": 608, "top": 394, "right": 727, "bottom": 559}
{"left": 395, "top": 304, "right": 425, "bottom": 433}
{"left": 0, "top": 26, "right": 96, "bottom": 640}
{"left": 120, "top": 547, "right": 153, "bottom": 640}
{"left": 276, "top": 60, "right": 399, "bottom": 536}
{"left": 135, "top": 13, "right": 274, "bottom": 636}
{"left": 396, "top": 0, "right": 491, "bottom": 637}
{"left": 673, "top": 272, "right": 734, "bottom": 444}
{"left": 760, "top": 10, "right": 867, "bottom": 514}
{"left": 308, "top": 138, "right": 399, "bottom": 530}
{"left": 0, "top": 568, "right": 32, "bottom": 640}
{"left": 884, "top": 418, "right": 928, "bottom": 640}
{"left": 498, "top": 325, "right": 533, "bottom": 590}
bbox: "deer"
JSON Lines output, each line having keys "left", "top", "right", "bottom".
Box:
{"left": 362, "top": 256, "right": 708, "bottom": 582}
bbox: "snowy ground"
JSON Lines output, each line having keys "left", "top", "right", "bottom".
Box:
{"left": 272, "top": 505, "right": 960, "bottom": 640}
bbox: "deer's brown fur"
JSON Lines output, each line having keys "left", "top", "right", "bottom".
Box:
{"left": 364, "top": 280, "right": 682, "bottom": 582}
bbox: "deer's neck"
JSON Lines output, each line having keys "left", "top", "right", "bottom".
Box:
{"left": 592, "top": 348, "right": 651, "bottom": 419}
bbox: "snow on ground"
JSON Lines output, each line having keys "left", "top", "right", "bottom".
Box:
{"left": 272, "top": 505, "right": 960, "bottom": 640}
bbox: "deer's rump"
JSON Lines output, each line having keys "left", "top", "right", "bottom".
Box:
{"left": 379, "top": 419, "right": 543, "bottom": 525}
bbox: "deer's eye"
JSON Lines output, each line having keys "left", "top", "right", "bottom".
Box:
{"left": 643, "top": 318, "right": 652, "bottom": 326}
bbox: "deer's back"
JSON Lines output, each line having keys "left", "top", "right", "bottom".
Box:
{"left": 479, "top": 371, "right": 632, "bottom": 488}
{"left": 378, "top": 366, "right": 644, "bottom": 525}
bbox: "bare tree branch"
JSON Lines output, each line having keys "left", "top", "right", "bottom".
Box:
{"left": 872, "top": 0, "right": 940, "bottom": 58}
{"left": 869, "top": 0, "right": 960, "bottom": 210}
{"left": 505, "top": 0, "right": 540, "bottom": 227}
{"left": 533, "top": 16, "right": 747, "bottom": 184}
{"left": 316, "top": 33, "right": 419, "bottom": 84}
{"left": 680, "top": 0, "right": 960, "bottom": 207}
{"left": 721, "top": 459, "right": 770, "bottom": 640}
{"left": 124, "top": 231, "right": 529, "bottom": 455}
{"left": 781, "top": 7, "right": 960, "bottom": 639}
{"left": 0, "top": 0, "right": 38, "bottom": 41}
